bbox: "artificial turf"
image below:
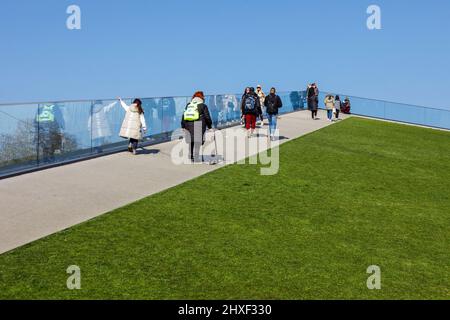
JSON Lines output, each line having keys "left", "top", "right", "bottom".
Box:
{"left": 0, "top": 117, "right": 449, "bottom": 299}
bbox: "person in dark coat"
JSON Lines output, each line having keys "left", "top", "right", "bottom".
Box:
{"left": 181, "top": 91, "right": 213, "bottom": 163}
{"left": 241, "top": 87, "right": 262, "bottom": 137}
{"left": 307, "top": 83, "right": 319, "bottom": 119}
{"left": 240, "top": 87, "right": 251, "bottom": 127}
{"left": 264, "top": 87, "right": 283, "bottom": 140}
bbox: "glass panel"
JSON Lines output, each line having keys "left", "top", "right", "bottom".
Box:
{"left": 278, "top": 91, "right": 294, "bottom": 114}
{"left": 0, "top": 103, "right": 38, "bottom": 175}
{"left": 36, "top": 101, "right": 92, "bottom": 164}
{"left": 347, "top": 96, "right": 385, "bottom": 119}
{"left": 158, "top": 97, "right": 178, "bottom": 134}
{"left": 142, "top": 97, "right": 162, "bottom": 138}
{"left": 287, "top": 90, "right": 306, "bottom": 112}
{"left": 220, "top": 94, "right": 241, "bottom": 126}
{"left": 90, "top": 99, "right": 124, "bottom": 153}
{"left": 424, "top": 108, "right": 450, "bottom": 130}
{"left": 385, "top": 102, "right": 425, "bottom": 126}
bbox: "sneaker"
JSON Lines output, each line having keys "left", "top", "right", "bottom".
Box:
{"left": 132, "top": 149, "right": 137, "bottom": 155}
{"left": 128, "top": 143, "right": 133, "bottom": 152}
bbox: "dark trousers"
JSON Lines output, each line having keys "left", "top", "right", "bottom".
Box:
{"left": 129, "top": 138, "right": 138, "bottom": 150}
{"left": 311, "top": 110, "right": 318, "bottom": 119}
{"left": 335, "top": 110, "right": 340, "bottom": 119}
{"left": 189, "top": 142, "right": 203, "bottom": 163}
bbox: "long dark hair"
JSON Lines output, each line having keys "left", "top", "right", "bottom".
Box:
{"left": 133, "top": 98, "right": 144, "bottom": 114}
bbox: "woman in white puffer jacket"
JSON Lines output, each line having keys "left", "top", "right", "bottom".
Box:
{"left": 119, "top": 98, "right": 147, "bottom": 155}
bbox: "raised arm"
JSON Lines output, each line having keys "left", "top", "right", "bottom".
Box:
{"left": 119, "top": 99, "right": 129, "bottom": 112}
{"left": 103, "top": 101, "right": 118, "bottom": 112}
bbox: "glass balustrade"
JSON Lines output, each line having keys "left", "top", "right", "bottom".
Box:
{"left": 0, "top": 91, "right": 448, "bottom": 178}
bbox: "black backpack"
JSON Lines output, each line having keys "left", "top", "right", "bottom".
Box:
{"left": 244, "top": 95, "right": 257, "bottom": 112}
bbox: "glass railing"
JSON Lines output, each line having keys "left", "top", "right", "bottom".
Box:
{"left": 0, "top": 90, "right": 448, "bottom": 178}
{"left": 318, "top": 92, "right": 450, "bottom": 130}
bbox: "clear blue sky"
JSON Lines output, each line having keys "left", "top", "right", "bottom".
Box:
{"left": 1, "top": 0, "right": 449, "bottom": 109}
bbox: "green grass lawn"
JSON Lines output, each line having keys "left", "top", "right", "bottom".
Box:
{"left": 0, "top": 117, "right": 449, "bottom": 300}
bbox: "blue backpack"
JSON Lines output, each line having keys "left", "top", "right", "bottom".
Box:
{"left": 244, "top": 95, "right": 256, "bottom": 112}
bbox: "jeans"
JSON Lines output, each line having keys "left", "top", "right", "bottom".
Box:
{"left": 267, "top": 113, "right": 278, "bottom": 136}
{"left": 327, "top": 110, "right": 333, "bottom": 120}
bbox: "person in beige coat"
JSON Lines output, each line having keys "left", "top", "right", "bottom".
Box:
{"left": 118, "top": 98, "right": 147, "bottom": 155}
{"left": 324, "top": 94, "right": 335, "bottom": 122}
{"left": 256, "top": 85, "right": 266, "bottom": 125}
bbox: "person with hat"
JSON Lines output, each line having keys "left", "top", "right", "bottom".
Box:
{"left": 256, "top": 85, "right": 266, "bottom": 125}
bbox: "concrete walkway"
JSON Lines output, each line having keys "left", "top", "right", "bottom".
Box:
{"left": 0, "top": 110, "right": 347, "bottom": 254}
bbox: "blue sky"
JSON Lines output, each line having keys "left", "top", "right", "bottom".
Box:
{"left": 1, "top": 0, "right": 449, "bottom": 109}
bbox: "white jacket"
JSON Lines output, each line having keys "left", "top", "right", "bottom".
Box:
{"left": 119, "top": 100, "right": 147, "bottom": 140}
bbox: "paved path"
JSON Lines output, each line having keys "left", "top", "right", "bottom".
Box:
{"left": 0, "top": 110, "right": 347, "bottom": 254}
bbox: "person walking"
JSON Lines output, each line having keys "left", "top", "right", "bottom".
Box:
{"left": 241, "top": 87, "right": 262, "bottom": 137}
{"left": 307, "top": 83, "right": 319, "bottom": 119}
{"left": 181, "top": 91, "right": 213, "bottom": 163}
{"left": 119, "top": 98, "right": 147, "bottom": 155}
{"left": 324, "top": 94, "right": 335, "bottom": 122}
{"left": 241, "top": 87, "right": 251, "bottom": 127}
{"left": 256, "top": 85, "right": 266, "bottom": 125}
{"left": 334, "top": 95, "right": 342, "bottom": 120}
{"left": 264, "top": 87, "right": 283, "bottom": 141}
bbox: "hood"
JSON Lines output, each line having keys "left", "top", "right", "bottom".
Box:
{"left": 190, "top": 97, "right": 204, "bottom": 105}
